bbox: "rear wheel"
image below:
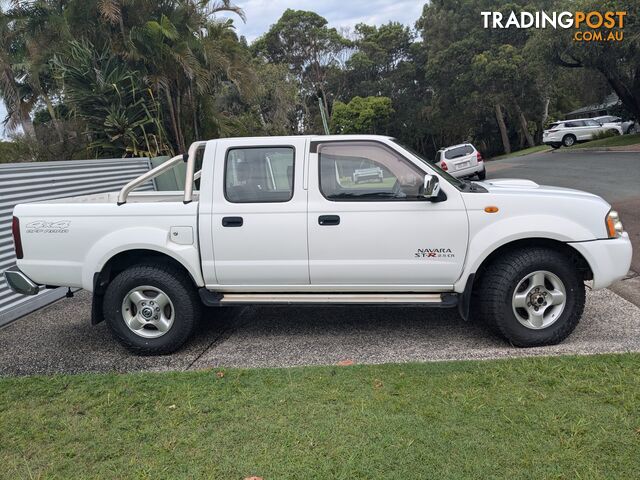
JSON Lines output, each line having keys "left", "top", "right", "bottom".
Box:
{"left": 477, "top": 169, "right": 486, "bottom": 180}
{"left": 103, "top": 264, "right": 201, "bottom": 354}
{"left": 476, "top": 248, "right": 585, "bottom": 347}
{"left": 562, "top": 134, "right": 576, "bottom": 147}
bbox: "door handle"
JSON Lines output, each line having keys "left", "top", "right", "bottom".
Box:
{"left": 318, "top": 215, "right": 340, "bottom": 226}
{"left": 222, "top": 216, "right": 243, "bottom": 227}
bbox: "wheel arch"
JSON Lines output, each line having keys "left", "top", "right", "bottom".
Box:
{"left": 91, "top": 249, "right": 202, "bottom": 325}
{"left": 473, "top": 238, "right": 593, "bottom": 285}
{"left": 456, "top": 238, "right": 592, "bottom": 321}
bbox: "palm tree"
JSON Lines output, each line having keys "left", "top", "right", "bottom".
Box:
{"left": 0, "top": 11, "right": 36, "bottom": 135}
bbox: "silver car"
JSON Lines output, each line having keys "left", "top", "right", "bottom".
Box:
{"left": 592, "top": 115, "right": 638, "bottom": 135}
{"left": 435, "top": 143, "right": 485, "bottom": 180}
{"left": 543, "top": 118, "right": 623, "bottom": 148}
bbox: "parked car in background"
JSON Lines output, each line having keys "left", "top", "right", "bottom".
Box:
{"left": 353, "top": 166, "right": 384, "bottom": 183}
{"left": 543, "top": 118, "right": 623, "bottom": 148}
{"left": 592, "top": 115, "right": 637, "bottom": 135}
{"left": 435, "top": 143, "right": 485, "bottom": 180}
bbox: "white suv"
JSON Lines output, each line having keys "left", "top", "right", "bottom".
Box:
{"left": 435, "top": 143, "right": 485, "bottom": 180}
{"left": 543, "top": 118, "right": 623, "bottom": 148}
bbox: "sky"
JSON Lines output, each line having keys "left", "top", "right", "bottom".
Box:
{"left": 218, "top": 0, "right": 425, "bottom": 42}
{"left": 0, "top": 0, "right": 426, "bottom": 139}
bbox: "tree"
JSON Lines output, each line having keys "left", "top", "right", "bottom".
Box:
{"left": 55, "top": 40, "right": 169, "bottom": 157}
{"left": 533, "top": 0, "right": 640, "bottom": 120}
{"left": 331, "top": 96, "right": 394, "bottom": 134}
{"left": 417, "top": 0, "right": 556, "bottom": 155}
{"left": 252, "top": 9, "right": 350, "bottom": 132}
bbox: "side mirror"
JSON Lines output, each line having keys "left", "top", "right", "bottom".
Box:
{"left": 422, "top": 174, "right": 441, "bottom": 199}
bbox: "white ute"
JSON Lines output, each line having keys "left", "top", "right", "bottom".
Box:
{"left": 4, "top": 135, "right": 632, "bottom": 354}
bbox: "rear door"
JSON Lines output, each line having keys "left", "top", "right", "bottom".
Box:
{"left": 444, "top": 145, "right": 476, "bottom": 174}
{"left": 566, "top": 120, "right": 589, "bottom": 140}
{"left": 210, "top": 138, "right": 309, "bottom": 286}
{"left": 584, "top": 119, "right": 605, "bottom": 137}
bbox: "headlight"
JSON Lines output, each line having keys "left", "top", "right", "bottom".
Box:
{"left": 606, "top": 210, "right": 624, "bottom": 238}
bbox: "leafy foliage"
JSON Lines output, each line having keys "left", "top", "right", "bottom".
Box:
{"left": 0, "top": 0, "right": 637, "bottom": 160}
{"left": 55, "top": 40, "right": 169, "bottom": 157}
{"left": 331, "top": 96, "right": 394, "bottom": 134}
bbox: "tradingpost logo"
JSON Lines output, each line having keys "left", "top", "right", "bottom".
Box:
{"left": 481, "top": 11, "right": 627, "bottom": 42}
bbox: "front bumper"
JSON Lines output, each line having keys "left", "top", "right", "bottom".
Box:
{"left": 3, "top": 266, "right": 40, "bottom": 296}
{"left": 568, "top": 233, "right": 633, "bottom": 289}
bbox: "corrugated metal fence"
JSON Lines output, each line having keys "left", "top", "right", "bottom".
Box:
{"left": 0, "top": 157, "right": 155, "bottom": 326}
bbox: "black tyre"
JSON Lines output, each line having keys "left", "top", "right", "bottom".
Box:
{"left": 562, "top": 134, "right": 576, "bottom": 147}
{"left": 103, "top": 264, "right": 201, "bottom": 355}
{"left": 475, "top": 248, "right": 585, "bottom": 347}
{"left": 607, "top": 129, "right": 621, "bottom": 136}
{"left": 477, "top": 169, "right": 486, "bottom": 180}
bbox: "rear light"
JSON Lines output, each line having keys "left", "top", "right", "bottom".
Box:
{"left": 476, "top": 152, "right": 483, "bottom": 162}
{"left": 12, "top": 216, "right": 23, "bottom": 259}
{"left": 440, "top": 161, "right": 448, "bottom": 171}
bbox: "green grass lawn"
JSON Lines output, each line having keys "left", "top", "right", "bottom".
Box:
{"left": 491, "top": 145, "right": 552, "bottom": 160}
{"left": 1, "top": 354, "right": 639, "bottom": 479}
{"left": 570, "top": 133, "right": 640, "bottom": 149}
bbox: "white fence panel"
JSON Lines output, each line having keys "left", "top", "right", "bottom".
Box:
{"left": 0, "top": 157, "right": 154, "bottom": 326}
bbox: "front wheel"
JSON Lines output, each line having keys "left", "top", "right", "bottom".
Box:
{"left": 103, "top": 264, "right": 201, "bottom": 355}
{"left": 475, "top": 248, "right": 585, "bottom": 347}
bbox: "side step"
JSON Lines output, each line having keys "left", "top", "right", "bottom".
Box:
{"left": 199, "top": 289, "right": 457, "bottom": 307}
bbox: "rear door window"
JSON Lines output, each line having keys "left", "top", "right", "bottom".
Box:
{"left": 225, "top": 147, "right": 294, "bottom": 203}
{"left": 444, "top": 145, "right": 473, "bottom": 160}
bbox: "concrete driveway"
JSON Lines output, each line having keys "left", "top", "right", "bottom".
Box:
{"left": 1, "top": 149, "right": 638, "bottom": 376}
{"left": 1, "top": 288, "right": 638, "bottom": 376}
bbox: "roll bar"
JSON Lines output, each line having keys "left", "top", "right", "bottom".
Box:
{"left": 117, "top": 141, "right": 207, "bottom": 205}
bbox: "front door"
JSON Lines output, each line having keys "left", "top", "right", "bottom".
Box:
{"left": 211, "top": 138, "right": 309, "bottom": 286}
{"left": 307, "top": 140, "right": 468, "bottom": 289}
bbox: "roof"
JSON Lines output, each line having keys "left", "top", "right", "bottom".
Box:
{"left": 566, "top": 92, "right": 620, "bottom": 116}
{"left": 439, "top": 143, "right": 473, "bottom": 151}
{"left": 208, "top": 134, "right": 395, "bottom": 143}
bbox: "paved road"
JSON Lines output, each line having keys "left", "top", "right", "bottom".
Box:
{"left": 486, "top": 150, "right": 640, "bottom": 272}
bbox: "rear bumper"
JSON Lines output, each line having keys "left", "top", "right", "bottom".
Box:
{"left": 449, "top": 165, "right": 484, "bottom": 178}
{"left": 3, "top": 266, "right": 40, "bottom": 296}
{"left": 568, "top": 233, "right": 633, "bottom": 289}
